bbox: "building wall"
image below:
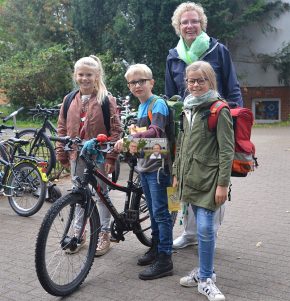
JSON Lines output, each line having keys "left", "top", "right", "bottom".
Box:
{"left": 242, "top": 86, "right": 290, "bottom": 122}
{"left": 231, "top": 3, "right": 290, "bottom": 122}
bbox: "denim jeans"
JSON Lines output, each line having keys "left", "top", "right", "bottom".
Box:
{"left": 71, "top": 157, "right": 111, "bottom": 232}
{"left": 140, "top": 170, "right": 172, "bottom": 255}
{"left": 191, "top": 204, "right": 215, "bottom": 280}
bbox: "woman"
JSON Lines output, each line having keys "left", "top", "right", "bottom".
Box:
{"left": 173, "top": 60, "right": 234, "bottom": 301}
{"left": 166, "top": 1, "right": 243, "bottom": 251}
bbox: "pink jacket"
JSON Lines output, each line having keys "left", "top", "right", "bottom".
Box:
{"left": 56, "top": 91, "right": 122, "bottom": 165}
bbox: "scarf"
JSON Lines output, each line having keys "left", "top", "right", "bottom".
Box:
{"left": 183, "top": 90, "right": 219, "bottom": 110}
{"left": 176, "top": 31, "right": 210, "bottom": 65}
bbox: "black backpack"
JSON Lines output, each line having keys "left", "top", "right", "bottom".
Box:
{"left": 63, "top": 89, "right": 111, "bottom": 134}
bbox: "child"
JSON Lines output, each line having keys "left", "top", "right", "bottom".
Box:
{"left": 56, "top": 55, "right": 122, "bottom": 256}
{"left": 115, "top": 64, "right": 173, "bottom": 280}
{"left": 172, "top": 61, "right": 234, "bottom": 301}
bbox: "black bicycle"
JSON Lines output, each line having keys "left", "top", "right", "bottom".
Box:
{"left": 15, "top": 105, "right": 59, "bottom": 177}
{"left": 0, "top": 124, "right": 48, "bottom": 216}
{"left": 35, "top": 135, "right": 151, "bottom": 296}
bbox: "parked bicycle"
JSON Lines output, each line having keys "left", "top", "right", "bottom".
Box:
{"left": 1, "top": 105, "right": 62, "bottom": 202}
{"left": 35, "top": 134, "right": 151, "bottom": 296}
{"left": 0, "top": 124, "right": 48, "bottom": 216}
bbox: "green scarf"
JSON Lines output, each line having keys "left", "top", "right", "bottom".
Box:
{"left": 176, "top": 31, "right": 210, "bottom": 65}
{"left": 183, "top": 90, "right": 219, "bottom": 110}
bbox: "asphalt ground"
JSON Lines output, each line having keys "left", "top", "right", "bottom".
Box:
{"left": 0, "top": 126, "right": 290, "bottom": 301}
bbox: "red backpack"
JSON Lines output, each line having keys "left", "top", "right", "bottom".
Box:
{"left": 208, "top": 100, "right": 258, "bottom": 177}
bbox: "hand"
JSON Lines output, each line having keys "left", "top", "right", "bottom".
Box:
{"left": 172, "top": 176, "right": 178, "bottom": 188}
{"left": 129, "top": 124, "right": 138, "bottom": 134}
{"left": 59, "top": 159, "right": 70, "bottom": 169}
{"left": 105, "top": 163, "right": 114, "bottom": 174}
{"left": 114, "top": 138, "right": 124, "bottom": 153}
{"left": 215, "top": 185, "right": 228, "bottom": 205}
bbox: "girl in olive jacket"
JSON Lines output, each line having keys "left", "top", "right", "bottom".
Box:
{"left": 172, "top": 61, "right": 234, "bottom": 301}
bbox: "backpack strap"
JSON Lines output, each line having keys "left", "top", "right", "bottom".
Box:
{"left": 63, "top": 89, "right": 79, "bottom": 120}
{"left": 147, "top": 96, "right": 160, "bottom": 124}
{"left": 63, "top": 90, "right": 111, "bottom": 134}
{"left": 208, "top": 100, "right": 229, "bottom": 131}
{"left": 101, "top": 96, "right": 111, "bottom": 135}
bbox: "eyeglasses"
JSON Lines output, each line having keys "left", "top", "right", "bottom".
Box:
{"left": 180, "top": 19, "right": 200, "bottom": 26}
{"left": 186, "top": 78, "right": 208, "bottom": 86}
{"left": 127, "top": 79, "right": 151, "bottom": 88}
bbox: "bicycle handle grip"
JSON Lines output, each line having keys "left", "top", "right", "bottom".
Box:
{"left": 0, "top": 124, "right": 14, "bottom": 130}
{"left": 2, "top": 107, "right": 24, "bottom": 122}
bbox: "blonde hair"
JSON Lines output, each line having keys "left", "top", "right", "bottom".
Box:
{"left": 124, "top": 64, "right": 153, "bottom": 81}
{"left": 171, "top": 2, "right": 208, "bottom": 36}
{"left": 74, "top": 55, "right": 107, "bottom": 104}
{"left": 185, "top": 61, "right": 217, "bottom": 91}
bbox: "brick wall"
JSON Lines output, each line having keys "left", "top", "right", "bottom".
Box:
{"left": 241, "top": 86, "right": 290, "bottom": 121}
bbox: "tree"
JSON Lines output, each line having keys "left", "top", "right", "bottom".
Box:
{"left": 0, "top": 45, "right": 73, "bottom": 107}
{"left": 0, "top": 0, "right": 73, "bottom": 52}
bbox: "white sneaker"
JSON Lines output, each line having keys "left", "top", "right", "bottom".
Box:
{"left": 173, "top": 235, "right": 198, "bottom": 249}
{"left": 198, "top": 278, "right": 225, "bottom": 301}
{"left": 180, "top": 267, "right": 217, "bottom": 287}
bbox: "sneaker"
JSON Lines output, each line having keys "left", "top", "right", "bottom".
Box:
{"left": 198, "top": 278, "right": 225, "bottom": 301}
{"left": 173, "top": 235, "right": 198, "bottom": 249}
{"left": 95, "top": 231, "right": 111, "bottom": 257}
{"left": 65, "top": 230, "right": 86, "bottom": 254}
{"left": 180, "top": 268, "right": 217, "bottom": 287}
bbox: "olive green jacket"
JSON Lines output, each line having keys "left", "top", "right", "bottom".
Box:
{"left": 172, "top": 99, "right": 234, "bottom": 211}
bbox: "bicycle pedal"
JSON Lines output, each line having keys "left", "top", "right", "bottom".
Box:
{"left": 2, "top": 193, "right": 13, "bottom": 197}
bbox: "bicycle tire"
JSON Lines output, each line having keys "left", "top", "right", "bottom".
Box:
{"left": 7, "top": 161, "right": 47, "bottom": 217}
{"left": 131, "top": 191, "right": 152, "bottom": 247}
{"left": 17, "top": 129, "right": 56, "bottom": 176}
{"left": 111, "top": 158, "right": 120, "bottom": 183}
{"left": 35, "top": 193, "right": 100, "bottom": 296}
{"left": 0, "top": 142, "right": 8, "bottom": 174}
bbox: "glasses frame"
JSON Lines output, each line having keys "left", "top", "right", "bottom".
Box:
{"left": 180, "top": 19, "right": 200, "bottom": 26}
{"left": 127, "top": 78, "right": 151, "bottom": 88}
{"left": 185, "top": 77, "right": 209, "bottom": 86}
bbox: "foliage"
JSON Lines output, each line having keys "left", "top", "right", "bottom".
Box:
{"left": 0, "top": 0, "right": 73, "bottom": 53}
{"left": 258, "top": 42, "right": 290, "bottom": 86}
{"left": 202, "top": 0, "right": 290, "bottom": 46}
{"left": 97, "top": 50, "right": 128, "bottom": 97}
{"left": 0, "top": 0, "right": 289, "bottom": 105}
{"left": 0, "top": 45, "right": 73, "bottom": 107}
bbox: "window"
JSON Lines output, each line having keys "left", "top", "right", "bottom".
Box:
{"left": 252, "top": 98, "right": 281, "bottom": 123}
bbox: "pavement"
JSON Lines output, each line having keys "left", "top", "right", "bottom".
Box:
{"left": 0, "top": 126, "right": 290, "bottom": 301}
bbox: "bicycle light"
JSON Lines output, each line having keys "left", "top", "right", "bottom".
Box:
{"left": 96, "top": 134, "right": 108, "bottom": 143}
{"left": 37, "top": 161, "right": 48, "bottom": 173}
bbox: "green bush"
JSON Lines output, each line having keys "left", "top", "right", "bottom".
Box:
{"left": 0, "top": 44, "right": 73, "bottom": 108}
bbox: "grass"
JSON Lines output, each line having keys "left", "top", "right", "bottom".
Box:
{"left": 0, "top": 104, "right": 57, "bottom": 128}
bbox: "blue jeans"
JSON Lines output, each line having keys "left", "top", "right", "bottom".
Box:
{"left": 191, "top": 205, "right": 215, "bottom": 280}
{"left": 140, "top": 170, "right": 172, "bottom": 255}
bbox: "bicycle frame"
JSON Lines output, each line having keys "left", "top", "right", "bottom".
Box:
{"left": 74, "top": 154, "right": 144, "bottom": 241}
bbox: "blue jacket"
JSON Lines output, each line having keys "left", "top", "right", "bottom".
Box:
{"left": 165, "top": 37, "right": 243, "bottom": 107}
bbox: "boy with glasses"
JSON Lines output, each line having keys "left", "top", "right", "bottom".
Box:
{"left": 115, "top": 64, "right": 173, "bottom": 280}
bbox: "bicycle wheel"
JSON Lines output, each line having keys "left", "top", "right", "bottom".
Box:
{"left": 35, "top": 193, "right": 100, "bottom": 296}
{"left": 111, "top": 158, "right": 120, "bottom": 183}
{"left": 131, "top": 191, "right": 152, "bottom": 247}
{"left": 17, "top": 129, "right": 56, "bottom": 176}
{"left": 0, "top": 142, "right": 8, "bottom": 174}
{"left": 7, "top": 161, "right": 46, "bottom": 217}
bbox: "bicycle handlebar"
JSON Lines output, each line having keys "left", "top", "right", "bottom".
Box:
{"left": 2, "top": 107, "right": 24, "bottom": 122}
{"left": 27, "top": 104, "right": 60, "bottom": 117}
{"left": 0, "top": 124, "right": 14, "bottom": 131}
